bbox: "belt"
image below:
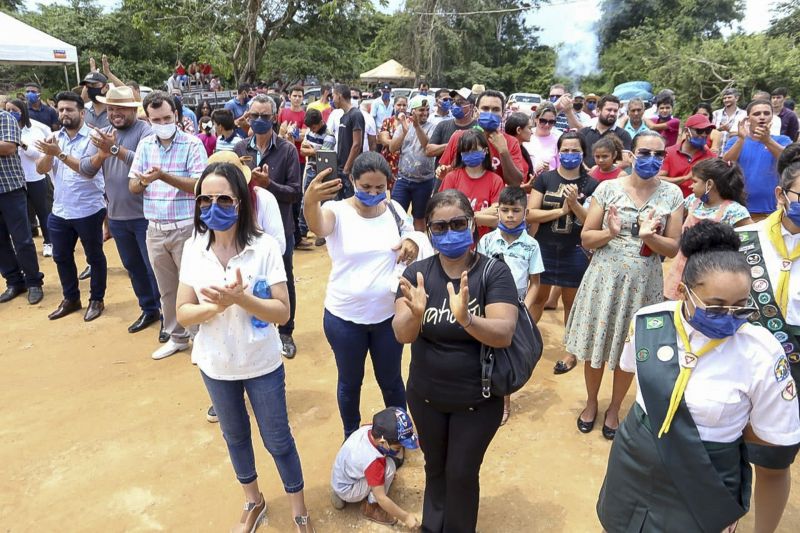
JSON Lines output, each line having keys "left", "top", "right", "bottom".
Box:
{"left": 149, "top": 218, "right": 194, "bottom": 231}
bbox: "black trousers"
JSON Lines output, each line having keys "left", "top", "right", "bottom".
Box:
{"left": 407, "top": 385, "right": 503, "bottom": 533}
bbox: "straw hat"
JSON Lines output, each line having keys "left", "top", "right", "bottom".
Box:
{"left": 207, "top": 151, "right": 252, "bottom": 184}
{"left": 95, "top": 86, "right": 140, "bottom": 108}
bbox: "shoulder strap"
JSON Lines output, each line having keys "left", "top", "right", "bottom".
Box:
{"left": 385, "top": 201, "right": 403, "bottom": 236}
{"left": 478, "top": 256, "right": 496, "bottom": 311}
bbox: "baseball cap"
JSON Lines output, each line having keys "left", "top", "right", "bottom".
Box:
{"left": 409, "top": 95, "right": 429, "bottom": 110}
{"left": 685, "top": 114, "right": 715, "bottom": 130}
{"left": 80, "top": 72, "right": 108, "bottom": 85}
{"left": 381, "top": 83, "right": 391, "bottom": 91}
{"left": 471, "top": 84, "right": 486, "bottom": 95}
{"left": 574, "top": 91, "right": 585, "bottom": 98}
{"left": 372, "top": 407, "right": 418, "bottom": 449}
{"left": 449, "top": 87, "right": 472, "bottom": 102}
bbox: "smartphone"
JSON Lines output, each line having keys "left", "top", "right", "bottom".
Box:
{"left": 317, "top": 150, "right": 337, "bottom": 182}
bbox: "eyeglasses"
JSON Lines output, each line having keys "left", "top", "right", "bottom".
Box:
{"left": 548, "top": 94, "right": 562, "bottom": 99}
{"left": 196, "top": 194, "right": 239, "bottom": 209}
{"left": 687, "top": 288, "right": 757, "bottom": 319}
{"left": 440, "top": 97, "right": 452, "bottom": 103}
{"left": 635, "top": 149, "right": 666, "bottom": 160}
{"left": 427, "top": 216, "right": 471, "bottom": 235}
{"left": 249, "top": 113, "right": 273, "bottom": 121}
{"left": 538, "top": 118, "right": 557, "bottom": 126}
{"left": 784, "top": 188, "right": 800, "bottom": 201}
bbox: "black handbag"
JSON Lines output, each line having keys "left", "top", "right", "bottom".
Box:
{"left": 478, "top": 257, "right": 543, "bottom": 398}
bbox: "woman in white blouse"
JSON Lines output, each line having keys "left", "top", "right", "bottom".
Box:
{"left": 304, "top": 151, "right": 431, "bottom": 439}
{"left": 5, "top": 99, "right": 52, "bottom": 256}
{"left": 176, "top": 162, "right": 313, "bottom": 533}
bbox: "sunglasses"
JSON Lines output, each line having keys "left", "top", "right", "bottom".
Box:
{"left": 688, "top": 288, "right": 757, "bottom": 320}
{"left": 428, "top": 216, "right": 471, "bottom": 235}
{"left": 196, "top": 194, "right": 239, "bottom": 209}
{"left": 249, "top": 113, "right": 273, "bottom": 121}
{"left": 440, "top": 97, "right": 452, "bottom": 103}
{"left": 538, "top": 118, "right": 557, "bottom": 126}
{"left": 689, "top": 128, "right": 713, "bottom": 136}
{"left": 635, "top": 149, "right": 667, "bottom": 160}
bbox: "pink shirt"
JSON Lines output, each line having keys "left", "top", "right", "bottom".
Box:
{"left": 524, "top": 132, "right": 561, "bottom": 173}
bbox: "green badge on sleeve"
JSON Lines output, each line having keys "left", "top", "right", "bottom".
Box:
{"left": 636, "top": 348, "right": 650, "bottom": 362}
{"left": 645, "top": 317, "right": 664, "bottom": 330}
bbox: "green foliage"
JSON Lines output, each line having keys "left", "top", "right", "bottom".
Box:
{"left": 769, "top": 0, "right": 800, "bottom": 42}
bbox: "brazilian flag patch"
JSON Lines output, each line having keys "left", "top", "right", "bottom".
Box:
{"left": 645, "top": 317, "right": 664, "bottom": 330}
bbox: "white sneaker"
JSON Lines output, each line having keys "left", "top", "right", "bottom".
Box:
{"left": 42, "top": 243, "right": 53, "bottom": 257}
{"left": 151, "top": 340, "right": 189, "bottom": 360}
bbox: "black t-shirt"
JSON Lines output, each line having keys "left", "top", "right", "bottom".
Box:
{"left": 579, "top": 126, "right": 632, "bottom": 167}
{"left": 397, "top": 254, "right": 518, "bottom": 407}
{"left": 336, "top": 107, "right": 365, "bottom": 172}
{"left": 28, "top": 104, "right": 59, "bottom": 130}
{"left": 532, "top": 170, "right": 599, "bottom": 247}
{"left": 430, "top": 119, "right": 476, "bottom": 165}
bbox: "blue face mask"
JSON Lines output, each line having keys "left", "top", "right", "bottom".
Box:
{"left": 200, "top": 204, "right": 238, "bottom": 231}
{"left": 559, "top": 152, "right": 583, "bottom": 170}
{"left": 26, "top": 91, "right": 40, "bottom": 104}
{"left": 8, "top": 110, "right": 22, "bottom": 122}
{"left": 587, "top": 102, "right": 596, "bottom": 111}
{"left": 549, "top": 95, "right": 559, "bottom": 103}
{"left": 634, "top": 156, "right": 663, "bottom": 179}
{"left": 498, "top": 221, "right": 525, "bottom": 235}
{"left": 451, "top": 105, "right": 465, "bottom": 120}
{"left": 461, "top": 150, "right": 485, "bottom": 168}
{"left": 382, "top": 92, "right": 391, "bottom": 101}
{"left": 431, "top": 228, "right": 473, "bottom": 258}
{"left": 354, "top": 189, "right": 386, "bottom": 207}
{"left": 419, "top": 91, "right": 428, "bottom": 96}
{"left": 250, "top": 118, "right": 272, "bottom": 135}
{"left": 689, "top": 136, "right": 707, "bottom": 150}
{"left": 699, "top": 183, "right": 711, "bottom": 204}
{"left": 477, "top": 111, "right": 501, "bottom": 132}
{"left": 783, "top": 193, "right": 800, "bottom": 226}
{"left": 174, "top": 95, "right": 183, "bottom": 106}
{"left": 686, "top": 291, "right": 748, "bottom": 339}
{"left": 376, "top": 444, "right": 400, "bottom": 457}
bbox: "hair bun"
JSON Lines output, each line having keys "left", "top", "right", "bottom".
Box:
{"left": 680, "top": 220, "right": 740, "bottom": 258}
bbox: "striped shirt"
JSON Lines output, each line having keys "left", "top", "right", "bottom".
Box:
{"left": 129, "top": 129, "right": 208, "bottom": 222}
{"left": 0, "top": 110, "right": 25, "bottom": 193}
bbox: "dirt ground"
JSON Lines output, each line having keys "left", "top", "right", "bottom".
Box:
{"left": 2, "top": 237, "right": 799, "bottom": 532}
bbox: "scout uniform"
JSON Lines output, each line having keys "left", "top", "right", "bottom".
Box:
{"left": 597, "top": 301, "right": 800, "bottom": 533}
{"left": 738, "top": 213, "right": 800, "bottom": 468}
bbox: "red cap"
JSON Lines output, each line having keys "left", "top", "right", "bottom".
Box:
{"left": 685, "top": 114, "right": 715, "bottom": 130}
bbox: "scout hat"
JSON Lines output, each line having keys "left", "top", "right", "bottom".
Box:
{"left": 372, "top": 407, "right": 419, "bottom": 449}
{"left": 95, "top": 85, "right": 139, "bottom": 108}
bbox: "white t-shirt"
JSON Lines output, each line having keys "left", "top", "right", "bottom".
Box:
{"left": 323, "top": 199, "right": 413, "bottom": 324}
{"left": 620, "top": 301, "right": 800, "bottom": 445}
{"left": 331, "top": 425, "right": 387, "bottom": 494}
{"left": 254, "top": 186, "right": 286, "bottom": 255}
{"left": 18, "top": 121, "right": 50, "bottom": 182}
{"left": 327, "top": 108, "right": 344, "bottom": 146}
{"left": 179, "top": 232, "right": 287, "bottom": 380}
{"left": 362, "top": 110, "right": 377, "bottom": 152}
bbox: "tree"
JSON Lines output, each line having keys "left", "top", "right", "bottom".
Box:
{"left": 769, "top": 0, "right": 800, "bottom": 42}
{"left": 0, "top": 0, "right": 23, "bottom": 12}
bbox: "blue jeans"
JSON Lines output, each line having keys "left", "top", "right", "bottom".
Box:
{"left": 323, "top": 309, "right": 407, "bottom": 438}
{"left": 0, "top": 187, "right": 43, "bottom": 289}
{"left": 108, "top": 218, "right": 160, "bottom": 314}
{"left": 201, "top": 364, "right": 305, "bottom": 492}
{"left": 48, "top": 208, "right": 107, "bottom": 301}
{"left": 391, "top": 176, "right": 436, "bottom": 220}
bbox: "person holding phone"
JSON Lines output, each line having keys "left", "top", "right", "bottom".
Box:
{"left": 566, "top": 131, "right": 684, "bottom": 440}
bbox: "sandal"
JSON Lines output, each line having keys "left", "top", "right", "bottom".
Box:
{"left": 294, "top": 514, "right": 315, "bottom": 533}
{"left": 500, "top": 395, "right": 511, "bottom": 426}
{"left": 231, "top": 493, "right": 267, "bottom": 533}
{"left": 553, "top": 359, "right": 576, "bottom": 375}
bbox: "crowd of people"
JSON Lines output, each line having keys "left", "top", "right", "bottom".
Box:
{"left": 1, "top": 68, "right": 800, "bottom": 533}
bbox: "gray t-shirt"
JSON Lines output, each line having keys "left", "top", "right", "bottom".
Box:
{"left": 80, "top": 119, "right": 152, "bottom": 220}
{"left": 393, "top": 120, "right": 436, "bottom": 182}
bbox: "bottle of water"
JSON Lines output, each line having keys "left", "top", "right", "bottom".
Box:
{"left": 251, "top": 278, "right": 271, "bottom": 329}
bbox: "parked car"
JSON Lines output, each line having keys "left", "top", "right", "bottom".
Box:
{"left": 508, "top": 92, "right": 542, "bottom": 115}
{"left": 303, "top": 86, "right": 321, "bottom": 106}
{"left": 391, "top": 87, "right": 413, "bottom": 100}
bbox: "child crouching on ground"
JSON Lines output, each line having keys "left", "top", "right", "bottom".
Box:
{"left": 330, "top": 407, "right": 420, "bottom": 528}
{"left": 478, "top": 186, "right": 545, "bottom": 425}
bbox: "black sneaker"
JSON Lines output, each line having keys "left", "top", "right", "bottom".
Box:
{"left": 206, "top": 405, "right": 218, "bottom": 423}
{"left": 314, "top": 237, "right": 326, "bottom": 247}
{"left": 280, "top": 334, "right": 297, "bottom": 359}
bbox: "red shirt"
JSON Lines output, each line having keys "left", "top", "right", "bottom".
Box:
{"left": 589, "top": 166, "right": 624, "bottom": 182}
{"left": 661, "top": 142, "right": 716, "bottom": 197}
{"left": 439, "top": 130, "right": 526, "bottom": 186}
{"left": 279, "top": 108, "right": 306, "bottom": 163}
{"left": 440, "top": 167, "right": 505, "bottom": 238}
{"left": 175, "top": 66, "right": 186, "bottom": 75}
{"left": 654, "top": 116, "right": 681, "bottom": 147}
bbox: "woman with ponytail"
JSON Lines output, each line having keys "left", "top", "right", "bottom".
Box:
{"left": 597, "top": 220, "right": 800, "bottom": 533}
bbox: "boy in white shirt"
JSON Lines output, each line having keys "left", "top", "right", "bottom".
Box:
{"left": 330, "top": 407, "right": 420, "bottom": 528}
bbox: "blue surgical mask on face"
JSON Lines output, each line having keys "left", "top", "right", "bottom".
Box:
{"left": 461, "top": 150, "right": 485, "bottom": 168}
{"left": 634, "top": 156, "right": 663, "bottom": 179}
{"left": 250, "top": 118, "right": 272, "bottom": 135}
{"left": 451, "top": 105, "right": 465, "bottom": 119}
{"left": 559, "top": 152, "right": 583, "bottom": 170}
{"left": 587, "top": 102, "right": 596, "bottom": 111}
{"left": 354, "top": 189, "right": 386, "bottom": 207}
{"left": 377, "top": 444, "right": 400, "bottom": 457}
{"left": 431, "top": 228, "right": 473, "bottom": 258}
{"left": 441, "top": 100, "right": 452, "bottom": 112}
{"left": 686, "top": 290, "right": 748, "bottom": 339}
{"left": 419, "top": 91, "right": 428, "bottom": 96}
{"left": 174, "top": 95, "right": 182, "bottom": 106}
{"left": 498, "top": 221, "right": 525, "bottom": 235}
{"left": 700, "top": 183, "right": 711, "bottom": 204}
{"left": 689, "top": 136, "right": 707, "bottom": 149}
{"left": 382, "top": 92, "right": 390, "bottom": 101}
{"left": 26, "top": 91, "right": 40, "bottom": 104}
{"left": 549, "top": 95, "right": 559, "bottom": 103}
{"left": 8, "top": 110, "right": 22, "bottom": 122}
{"left": 477, "top": 111, "right": 501, "bottom": 132}
{"left": 783, "top": 193, "right": 800, "bottom": 226}
{"left": 200, "top": 204, "right": 238, "bottom": 231}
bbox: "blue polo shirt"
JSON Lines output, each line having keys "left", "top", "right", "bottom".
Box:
{"left": 725, "top": 135, "right": 793, "bottom": 214}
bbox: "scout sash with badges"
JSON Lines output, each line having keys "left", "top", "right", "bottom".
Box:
{"left": 634, "top": 309, "right": 749, "bottom": 532}
{"left": 738, "top": 227, "right": 800, "bottom": 369}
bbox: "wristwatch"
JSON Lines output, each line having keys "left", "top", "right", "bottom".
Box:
{"left": 110, "top": 144, "right": 120, "bottom": 156}
{"left": 57, "top": 152, "right": 67, "bottom": 161}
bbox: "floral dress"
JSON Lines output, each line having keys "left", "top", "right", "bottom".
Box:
{"left": 381, "top": 116, "right": 400, "bottom": 181}
{"left": 565, "top": 178, "right": 683, "bottom": 369}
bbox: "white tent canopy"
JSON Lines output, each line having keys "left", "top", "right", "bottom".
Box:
{"left": 359, "top": 59, "right": 416, "bottom": 83}
{"left": 0, "top": 12, "right": 80, "bottom": 85}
